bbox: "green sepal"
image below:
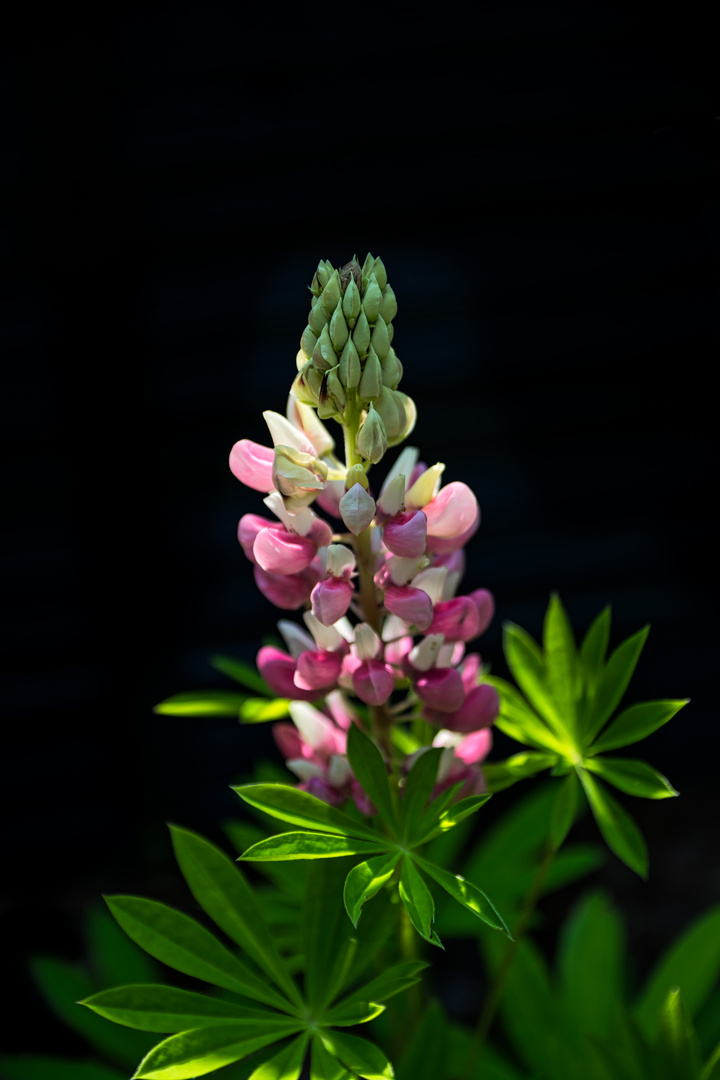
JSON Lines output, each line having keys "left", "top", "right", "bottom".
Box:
{"left": 343, "top": 853, "right": 400, "bottom": 927}
{"left": 318, "top": 1030, "right": 394, "bottom": 1080}
{"left": 345, "top": 722, "right": 397, "bottom": 829}
{"left": 415, "top": 855, "right": 511, "bottom": 938}
{"left": 549, "top": 769, "right": 580, "bottom": 851}
{"left": 584, "top": 756, "right": 678, "bottom": 799}
{"left": 80, "top": 984, "right": 277, "bottom": 1032}
{"left": 133, "top": 1021, "right": 304, "bottom": 1080}
{"left": 241, "top": 831, "right": 387, "bottom": 861}
{"left": 577, "top": 770, "right": 648, "bottom": 878}
{"left": 585, "top": 625, "right": 650, "bottom": 743}
{"left": 153, "top": 691, "right": 246, "bottom": 717}
{"left": 210, "top": 656, "right": 272, "bottom": 695}
{"left": 233, "top": 784, "right": 380, "bottom": 842}
{"left": 398, "top": 856, "right": 442, "bottom": 948}
{"left": 589, "top": 699, "right": 689, "bottom": 754}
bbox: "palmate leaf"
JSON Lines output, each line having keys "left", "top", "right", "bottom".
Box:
{"left": 133, "top": 1021, "right": 304, "bottom": 1080}
{"left": 233, "top": 784, "right": 380, "bottom": 843}
{"left": 482, "top": 751, "right": 559, "bottom": 793}
{"left": 241, "top": 831, "right": 387, "bottom": 860}
{"left": 543, "top": 593, "right": 580, "bottom": 732}
{"left": 652, "top": 989, "right": 702, "bottom": 1080}
{"left": 577, "top": 770, "right": 648, "bottom": 878}
{"left": 502, "top": 622, "right": 565, "bottom": 735}
{"left": 414, "top": 793, "right": 492, "bottom": 845}
{"left": 343, "top": 853, "right": 400, "bottom": 927}
{"left": 318, "top": 1030, "right": 394, "bottom": 1080}
{"left": 549, "top": 770, "right": 581, "bottom": 851}
{"left": 333, "top": 961, "right": 429, "bottom": 1014}
{"left": 415, "top": 856, "right": 512, "bottom": 938}
{"left": 81, "top": 984, "right": 277, "bottom": 1032}
{"left": 398, "top": 747, "right": 444, "bottom": 838}
{"left": 246, "top": 1034, "right": 309, "bottom": 1080}
{"left": 579, "top": 605, "right": 611, "bottom": 685}
{"left": 584, "top": 756, "right": 678, "bottom": 799}
{"left": 346, "top": 722, "right": 397, "bottom": 827}
{"left": 239, "top": 698, "right": 292, "bottom": 722}
{"left": 556, "top": 891, "right": 624, "bottom": 1041}
{"left": 484, "top": 675, "right": 566, "bottom": 754}
{"left": 589, "top": 699, "right": 689, "bottom": 754}
{"left": 585, "top": 625, "right": 650, "bottom": 744}
{"left": 398, "top": 855, "right": 441, "bottom": 948}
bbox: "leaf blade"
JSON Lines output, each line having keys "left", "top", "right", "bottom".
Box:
{"left": 577, "top": 770, "right": 648, "bottom": 878}
{"left": 415, "top": 856, "right": 511, "bottom": 938}
{"left": 241, "top": 832, "right": 387, "bottom": 861}
{"left": 233, "top": 784, "right": 380, "bottom": 842}
{"left": 590, "top": 699, "right": 689, "bottom": 754}
{"left": 584, "top": 756, "right": 678, "bottom": 799}
{"left": 343, "top": 853, "right": 400, "bottom": 927}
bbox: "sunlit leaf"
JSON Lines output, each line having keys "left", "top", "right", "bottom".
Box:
{"left": 590, "top": 699, "right": 689, "bottom": 755}
{"left": 346, "top": 723, "right": 396, "bottom": 828}
{"left": 334, "top": 961, "right": 428, "bottom": 1012}
{"left": 398, "top": 856, "right": 442, "bottom": 948}
{"left": 81, "top": 983, "right": 274, "bottom": 1032}
{"left": 398, "top": 748, "right": 442, "bottom": 838}
{"left": 343, "top": 853, "right": 400, "bottom": 927}
{"left": 413, "top": 794, "right": 491, "bottom": 845}
{"left": 323, "top": 1000, "right": 385, "bottom": 1026}
{"left": 319, "top": 1030, "right": 394, "bottom": 1080}
{"left": 134, "top": 1021, "right": 303, "bottom": 1079}
{"left": 415, "top": 856, "right": 510, "bottom": 937}
{"left": 543, "top": 592, "right": 579, "bottom": 729}
{"left": 502, "top": 621, "right": 564, "bottom": 734}
{"left": 586, "top": 625, "right": 649, "bottom": 743}
{"left": 484, "top": 676, "right": 566, "bottom": 754}
{"left": 240, "top": 699, "right": 292, "bottom": 722}
{"left": 310, "top": 1035, "right": 352, "bottom": 1080}
{"left": 579, "top": 606, "right": 611, "bottom": 686}
{"left": 233, "top": 784, "right": 380, "bottom": 843}
{"left": 652, "top": 989, "right": 702, "bottom": 1080}
{"left": 247, "top": 1034, "right": 309, "bottom": 1080}
{"left": 211, "top": 655, "right": 273, "bottom": 695}
{"left": 483, "top": 752, "right": 558, "bottom": 793}
{"left": 577, "top": 770, "right": 648, "bottom": 878}
{"left": 585, "top": 756, "right": 678, "bottom": 799}
{"left": 241, "top": 832, "right": 386, "bottom": 861}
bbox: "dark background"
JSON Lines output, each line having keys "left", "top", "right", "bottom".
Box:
{"left": 2, "top": 0, "right": 719, "bottom": 1060}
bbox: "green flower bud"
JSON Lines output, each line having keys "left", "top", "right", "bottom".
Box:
{"left": 272, "top": 444, "right": 328, "bottom": 508}
{"left": 345, "top": 462, "right": 368, "bottom": 491}
{"left": 388, "top": 323, "right": 394, "bottom": 344}
{"left": 321, "top": 269, "right": 342, "bottom": 315}
{"left": 370, "top": 257, "right": 388, "bottom": 290}
{"left": 329, "top": 300, "right": 349, "bottom": 352}
{"left": 370, "top": 315, "right": 390, "bottom": 361}
{"left": 314, "top": 261, "right": 331, "bottom": 291}
{"left": 374, "top": 385, "right": 407, "bottom": 440}
{"left": 381, "top": 346, "right": 402, "bottom": 389}
{"left": 342, "top": 277, "right": 362, "bottom": 328}
{"left": 291, "top": 369, "right": 319, "bottom": 407}
{"left": 362, "top": 275, "right": 383, "bottom": 323}
{"left": 317, "top": 397, "right": 338, "bottom": 420}
{"left": 361, "top": 252, "right": 375, "bottom": 278}
{"left": 324, "top": 365, "right": 347, "bottom": 411}
{"left": 387, "top": 391, "right": 416, "bottom": 445}
{"left": 298, "top": 360, "right": 322, "bottom": 404}
{"left": 301, "top": 325, "right": 317, "bottom": 360}
{"left": 312, "top": 324, "right": 337, "bottom": 373}
{"left": 358, "top": 347, "right": 383, "bottom": 402}
{"left": 380, "top": 283, "right": 397, "bottom": 323}
{"left": 356, "top": 403, "right": 387, "bottom": 465}
{"left": 352, "top": 310, "right": 371, "bottom": 358}
{"left": 339, "top": 337, "right": 361, "bottom": 388}
{"left": 308, "top": 298, "right": 329, "bottom": 336}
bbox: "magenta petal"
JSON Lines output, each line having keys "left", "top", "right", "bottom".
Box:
{"left": 459, "top": 652, "right": 482, "bottom": 694}
{"left": 307, "top": 516, "right": 334, "bottom": 548}
{"left": 424, "top": 482, "right": 478, "bottom": 539}
{"left": 468, "top": 588, "right": 495, "bottom": 636}
{"left": 304, "top": 777, "right": 346, "bottom": 806}
{"left": 383, "top": 510, "right": 427, "bottom": 558}
{"left": 442, "top": 684, "right": 500, "bottom": 733}
{"left": 254, "top": 565, "right": 314, "bottom": 610}
{"left": 253, "top": 526, "right": 316, "bottom": 575}
{"left": 384, "top": 584, "right": 433, "bottom": 631}
{"left": 311, "top": 577, "right": 353, "bottom": 626}
{"left": 272, "top": 721, "right": 305, "bottom": 759}
{"left": 455, "top": 728, "right": 493, "bottom": 765}
{"left": 428, "top": 597, "right": 481, "bottom": 642}
{"left": 415, "top": 667, "right": 465, "bottom": 712}
{"left": 229, "top": 439, "right": 275, "bottom": 491}
{"left": 352, "top": 660, "right": 395, "bottom": 706}
{"left": 351, "top": 778, "right": 377, "bottom": 816}
{"left": 257, "top": 646, "right": 318, "bottom": 700}
{"left": 425, "top": 509, "right": 480, "bottom": 554}
{"left": 294, "top": 649, "right": 342, "bottom": 692}
{"left": 238, "top": 514, "right": 274, "bottom": 562}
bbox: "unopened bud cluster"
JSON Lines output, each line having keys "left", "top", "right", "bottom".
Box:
{"left": 293, "top": 253, "right": 415, "bottom": 463}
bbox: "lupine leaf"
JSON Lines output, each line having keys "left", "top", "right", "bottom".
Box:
{"left": 211, "top": 655, "right": 273, "bottom": 695}
{"left": 543, "top": 592, "right": 579, "bottom": 729}
{"left": 577, "top": 770, "right": 648, "bottom": 877}
{"left": 319, "top": 1030, "right": 394, "bottom": 1080}
{"left": 586, "top": 625, "right": 650, "bottom": 743}
{"left": 702, "top": 1040, "right": 720, "bottom": 1080}
{"left": 549, "top": 770, "right": 580, "bottom": 851}
{"left": 343, "top": 852, "right": 400, "bottom": 927}
{"left": 653, "top": 989, "right": 702, "bottom": 1080}
{"left": 170, "top": 827, "right": 301, "bottom": 1007}
{"left": 246, "top": 1034, "right": 309, "bottom": 1080}
{"left": 589, "top": 699, "right": 689, "bottom": 754}
{"left": 579, "top": 606, "right": 611, "bottom": 685}
{"left": 240, "top": 699, "right": 292, "bottom": 722}
{"left": 302, "top": 860, "right": 356, "bottom": 1012}
{"left": 502, "top": 621, "right": 564, "bottom": 734}
{"left": 346, "top": 722, "right": 396, "bottom": 828}
{"left": 484, "top": 676, "right": 566, "bottom": 754}
{"left": 153, "top": 691, "right": 247, "bottom": 717}
{"left": 398, "top": 856, "right": 442, "bottom": 947}
{"left": 233, "top": 784, "right": 380, "bottom": 842}
{"left": 412, "top": 781, "right": 465, "bottom": 841}
{"left": 133, "top": 1021, "right": 303, "bottom": 1080}
{"left": 241, "top": 831, "right": 386, "bottom": 861}
{"left": 0, "top": 1058, "right": 127, "bottom": 1080}
{"left": 323, "top": 1001, "right": 385, "bottom": 1026}
{"left": 635, "top": 905, "right": 720, "bottom": 1037}
{"left": 413, "top": 794, "right": 492, "bottom": 845}
{"left": 557, "top": 891, "right": 624, "bottom": 1040}
{"left": 81, "top": 984, "right": 275, "bottom": 1032}
{"left": 335, "top": 961, "right": 428, "bottom": 1012}
{"left": 104, "top": 896, "right": 285, "bottom": 1006}
{"left": 482, "top": 751, "right": 558, "bottom": 793}
{"left": 415, "top": 856, "right": 510, "bottom": 937}
{"left": 86, "top": 904, "right": 159, "bottom": 988}
{"left": 398, "top": 748, "right": 443, "bottom": 838}
{"left": 584, "top": 756, "right": 678, "bottom": 799}
{"left": 311, "top": 1035, "right": 352, "bottom": 1080}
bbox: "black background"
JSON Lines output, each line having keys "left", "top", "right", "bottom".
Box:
{"left": 2, "top": 0, "right": 719, "bottom": 1059}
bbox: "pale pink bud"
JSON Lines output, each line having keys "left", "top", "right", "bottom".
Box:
{"left": 352, "top": 660, "right": 395, "bottom": 706}
{"left": 383, "top": 510, "right": 427, "bottom": 558}
{"left": 257, "top": 646, "right": 318, "bottom": 701}
{"left": 325, "top": 690, "right": 358, "bottom": 731}
{"left": 428, "top": 597, "right": 481, "bottom": 642}
{"left": 238, "top": 514, "right": 272, "bottom": 562}
{"left": 253, "top": 565, "right": 318, "bottom": 610}
{"left": 468, "top": 589, "right": 495, "bottom": 636}
{"left": 253, "top": 526, "right": 316, "bottom": 575}
{"left": 415, "top": 666, "right": 465, "bottom": 712}
{"left": 454, "top": 727, "right": 493, "bottom": 765}
{"left": 339, "top": 483, "right": 376, "bottom": 535}
{"left": 229, "top": 440, "right": 274, "bottom": 491}
{"left": 294, "top": 649, "right": 342, "bottom": 692}
{"left": 384, "top": 585, "right": 433, "bottom": 631}
{"left": 424, "top": 482, "right": 478, "bottom": 538}
{"left": 311, "top": 577, "right": 354, "bottom": 626}
{"left": 442, "top": 684, "right": 500, "bottom": 733}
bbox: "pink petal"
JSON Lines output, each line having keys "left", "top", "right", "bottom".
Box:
{"left": 351, "top": 778, "right": 377, "bottom": 816}
{"left": 352, "top": 660, "right": 395, "bottom": 706}
{"left": 442, "top": 684, "right": 500, "bottom": 733}
{"left": 428, "top": 597, "right": 481, "bottom": 642}
{"left": 229, "top": 439, "right": 275, "bottom": 491}
{"left": 384, "top": 584, "right": 433, "bottom": 631}
{"left": 467, "top": 588, "right": 495, "bottom": 636}
{"left": 257, "top": 646, "right": 318, "bottom": 700}
{"left": 383, "top": 635, "right": 413, "bottom": 669}
{"left": 307, "top": 516, "right": 334, "bottom": 548}
{"left": 415, "top": 667, "right": 465, "bottom": 712}
{"left": 311, "top": 577, "right": 354, "bottom": 626}
{"left": 454, "top": 728, "right": 493, "bottom": 765}
{"left": 315, "top": 479, "right": 345, "bottom": 519}
{"left": 423, "top": 482, "right": 479, "bottom": 539}
{"left": 253, "top": 526, "right": 316, "bottom": 575}
{"left": 238, "top": 514, "right": 274, "bottom": 562}
{"left": 272, "top": 721, "right": 305, "bottom": 760}
{"left": 304, "top": 777, "right": 346, "bottom": 806}
{"left": 459, "top": 652, "right": 482, "bottom": 694}
{"left": 383, "top": 510, "right": 427, "bottom": 558}
{"left": 294, "top": 649, "right": 342, "bottom": 692}
{"left": 253, "top": 565, "right": 316, "bottom": 610}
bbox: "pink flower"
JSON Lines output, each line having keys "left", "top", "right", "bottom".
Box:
{"left": 435, "top": 683, "right": 500, "bottom": 734}
{"left": 253, "top": 564, "right": 321, "bottom": 610}
{"left": 423, "top": 481, "right": 480, "bottom": 554}
{"left": 256, "top": 646, "right": 319, "bottom": 701}
{"left": 383, "top": 585, "right": 433, "bottom": 631}
{"left": 427, "top": 597, "right": 481, "bottom": 642}
{"left": 383, "top": 510, "right": 427, "bottom": 558}
{"left": 229, "top": 440, "right": 275, "bottom": 492}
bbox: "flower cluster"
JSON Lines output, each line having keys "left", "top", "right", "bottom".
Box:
{"left": 229, "top": 255, "right": 499, "bottom": 811}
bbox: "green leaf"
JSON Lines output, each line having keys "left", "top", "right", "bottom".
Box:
{"left": 134, "top": 1021, "right": 303, "bottom": 1079}
{"left": 503, "top": 621, "right": 564, "bottom": 734}
{"left": 485, "top": 676, "right": 566, "bottom": 754}
{"left": 543, "top": 592, "right": 579, "bottom": 728}
{"left": 240, "top": 699, "right": 291, "bottom": 722}
{"left": 482, "top": 751, "right": 558, "bottom": 793}
{"left": 211, "top": 655, "right": 273, "bottom": 695}
{"left": 153, "top": 691, "right": 246, "bottom": 717}
{"left": 170, "top": 827, "right": 301, "bottom": 1007}
{"left": 346, "top": 723, "right": 396, "bottom": 828}
{"left": 302, "top": 861, "right": 356, "bottom": 1012}
{"left": 319, "top": 1031, "right": 394, "bottom": 1080}
{"left": 415, "top": 856, "right": 511, "bottom": 937}
{"left": 323, "top": 1000, "right": 385, "bottom": 1026}
{"left": 635, "top": 905, "right": 720, "bottom": 1037}
{"left": 653, "top": 988, "right": 702, "bottom": 1080}
{"left": 233, "top": 784, "right": 380, "bottom": 843}
{"left": 343, "top": 853, "right": 400, "bottom": 927}
{"left": 241, "top": 832, "right": 386, "bottom": 861}
{"left": 104, "top": 896, "right": 286, "bottom": 1006}
{"left": 590, "top": 699, "right": 689, "bottom": 754}
{"left": 81, "top": 984, "right": 276, "bottom": 1032}
{"left": 413, "top": 794, "right": 492, "bottom": 845}
{"left": 398, "top": 748, "right": 443, "bottom": 838}
{"left": 557, "top": 891, "right": 624, "bottom": 1040}
{"left": 586, "top": 625, "right": 649, "bottom": 743}
{"left": 0, "top": 1057, "right": 127, "bottom": 1080}
{"left": 311, "top": 1035, "right": 352, "bottom": 1080}
{"left": 549, "top": 770, "right": 580, "bottom": 851}
{"left": 702, "top": 1040, "right": 720, "bottom": 1080}
{"left": 335, "top": 961, "right": 428, "bottom": 1012}
{"left": 398, "top": 856, "right": 442, "bottom": 948}
{"left": 577, "top": 770, "right": 648, "bottom": 878}
{"left": 585, "top": 756, "right": 678, "bottom": 799}
{"left": 579, "top": 605, "right": 611, "bottom": 685}
{"left": 247, "top": 1034, "right": 309, "bottom": 1080}
{"left": 86, "top": 904, "right": 159, "bottom": 988}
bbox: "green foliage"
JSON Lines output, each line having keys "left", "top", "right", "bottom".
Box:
{"left": 483, "top": 595, "right": 687, "bottom": 875}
